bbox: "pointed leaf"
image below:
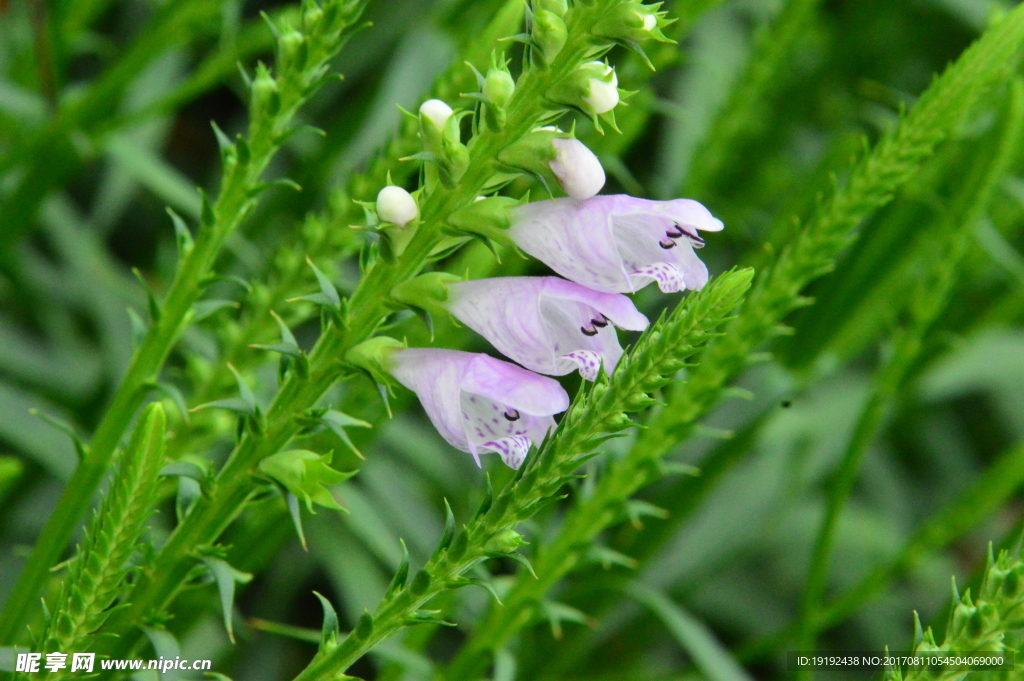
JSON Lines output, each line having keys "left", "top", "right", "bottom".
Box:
{"left": 30, "top": 409, "right": 88, "bottom": 462}
{"left": 127, "top": 307, "right": 148, "bottom": 348}
{"left": 167, "top": 207, "right": 194, "bottom": 255}
{"left": 228, "top": 364, "right": 257, "bottom": 413}
{"left": 287, "top": 492, "right": 307, "bottom": 551}
{"left": 320, "top": 410, "right": 371, "bottom": 459}
{"left": 627, "top": 584, "right": 755, "bottom": 681}
{"left": 192, "top": 299, "right": 240, "bottom": 323}
{"left": 201, "top": 557, "right": 252, "bottom": 643}
{"left": 132, "top": 267, "right": 162, "bottom": 323}
{"left": 307, "top": 258, "right": 341, "bottom": 310}
{"left": 313, "top": 591, "right": 339, "bottom": 651}
{"left": 386, "top": 539, "right": 410, "bottom": 596}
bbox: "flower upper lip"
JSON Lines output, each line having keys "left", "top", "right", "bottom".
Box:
{"left": 444, "top": 276, "right": 648, "bottom": 380}
{"left": 508, "top": 195, "right": 723, "bottom": 294}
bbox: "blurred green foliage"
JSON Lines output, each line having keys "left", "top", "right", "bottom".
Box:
{"left": 2, "top": 0, "right": 1024, "bottom": 680}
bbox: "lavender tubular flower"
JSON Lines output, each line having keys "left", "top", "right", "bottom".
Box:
{"left": 508, "top": 195, "right": 724, "bottom": 293}
{"left": 388, "top": 349, "right": 569, "bottom": 469}
{"left": 445, "top": 276, "right": 649, "bottom": 381}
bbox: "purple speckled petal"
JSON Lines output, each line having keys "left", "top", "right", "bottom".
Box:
{"left": 446, "top": 276, "right": 647, "bottom": 379}
{"left": 508, "top": 195, "right": 721, "bottom": 294}
{"left": 389, "top": 348, "right": 567, "bottom": 469}
{"left": 481, "top": 435, "right": 532, "bottom": 469}
{"left": 564, "top": 350, "right": 602, "bottom": 381}
{"left": 610, "top": 213, "right": 709, "bottom": 291}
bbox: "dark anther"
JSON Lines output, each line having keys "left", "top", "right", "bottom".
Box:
{"left": 659, "top": 238, "right": 676, "bottom": 250}
{"left": 581, "top": 324, "right": 598, "bottom": 336}
{"left": 686, "top": 233, "right": 706, "bottom": 248}
{"left": 591, "top": 314, "right": 609, "bottom": 328}
{"left": 666, "top": 225, "right": 684, "bottom": 239}
{"left": 503, "top": 409, "right": 521, "bottom": 421}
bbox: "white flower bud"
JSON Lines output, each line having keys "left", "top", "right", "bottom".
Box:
{"left": 583, "top": 62, "right": 619, "bottom": 115}
{"left": 419, "top": 99, "right": 453, "bottom": 130}
{"left": 641, "top": 11, "right": 657, "bottom": 31}
{"left": 376, "top": 186, "right": 418, "bottom": 227}
{"left": 549, "top": 138, "right": 605, "bottom": 200}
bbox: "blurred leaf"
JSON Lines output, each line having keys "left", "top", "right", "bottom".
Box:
{"left": 627, "top": 584, "right": 756, "bottom": 681}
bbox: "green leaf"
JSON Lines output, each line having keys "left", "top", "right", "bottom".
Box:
{"left": 320, "top": 410, "right": 372, "bottom": 459}
{"left": 201, "top": 557, "right": 253, "bottom": 644}
{"left": 385, "top": 539, "right": 410, "bottom": 597}
{"left": 166, "top": 207, "right": 194, "bottom": 256}
{"left": 192, "top": 299, "right": 240, "bottom": 323}
{"left": 627, "top": 583, "right": 755, "bottom": 681}
{"left": 287, "top": 492, "right": 308, "bottom": 551}
{"left": 132, "top": 267, "right": 162, "bottom": 323}
{"left": 127, "top": 307, "right": 148, "bottom": 348}
{"left": 159, "top": 461, "right": 208, "bottom": 487}
{"left": 304, "top": 258, "right": 342, "bottom": 310}
{"left": 541, "top": 600, "right": 591, "bottom": 640}
{"left": 29, "top": 409, "right": 88, "bottom": 463}
{"left": 149, "top": 381, "right": 191, "bottom": 424}
{"left": 584, "top": 544, "right": 638, "bottom": 570}
{"left": 313, "top": 591, "right": 340, "bottom": 652}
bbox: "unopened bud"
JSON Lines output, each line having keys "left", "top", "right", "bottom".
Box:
{"left": 582, "top": 62, "right": 619, "bottom": 114}
{"left": 592, "top": 3, "right": 672, "bottom": 44}
{"left": 535, "top": 0, "right": 567, "bottom": 15}
{"left": 548, "top": 61, "right": 620, "bottom": 117}
{"left": 376, "top": 186, "right": 418, "bottom": 227}
{"left": 419, "top": 98, "right": 454, "bottom": 131}
{"left": 251, "top": 66, "right": 281, "bottom": 120}
{"left": 278, "top": 31, "right": 307, "bottom": 73}
{"left": 485, "top": 529, "right": 526, "bottom": 554}
{"left": 302, "top": 3, "right": 323, "bottom": 30}
{"left": 549, "top": 138, "right": 605, "bottom": 200}
{"left": 484, "top": 68, "right": 515, "bottom": 109}
{"left": 533, "top": 10, "right": 567, "bottom": 65}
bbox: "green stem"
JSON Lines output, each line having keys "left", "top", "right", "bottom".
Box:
{"left": 0, "top": 0, "right": 368, "bottom": 645}
{"left": 0, "top": 0, "right": 220, "bottom": 266}
{"left": 92, "top": 1, "right": 631, "bottom": 664}
{"left": 625, "top": 0, "right": 1024, "bottom": 527}
{"left": 439, "top": 4, "right": 826, "bottom": 671}
{"left": 795, "top": 76, "right": 1024, "bottom": 673}
{"left": 290, "top": 269, "right": 752, "bottom": 681}
{"left": 164, "top": 0, "right": 526, "bottom": 463}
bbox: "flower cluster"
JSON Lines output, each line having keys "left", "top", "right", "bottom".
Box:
{"left": 350, "top": 2, "right": 719, "bottom": 470}
{"left": 362, "top": 139, "right": 723, "bottom": 469}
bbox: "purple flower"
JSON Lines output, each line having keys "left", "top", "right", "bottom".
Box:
{"left": 389, "top": 348, "right": 569, "bottom": 469}
{"left": 445, "top": 276, "right": 648, "bottom": 381}
{"left": 507, "top": 195, "right": 724, "bottom": 293}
